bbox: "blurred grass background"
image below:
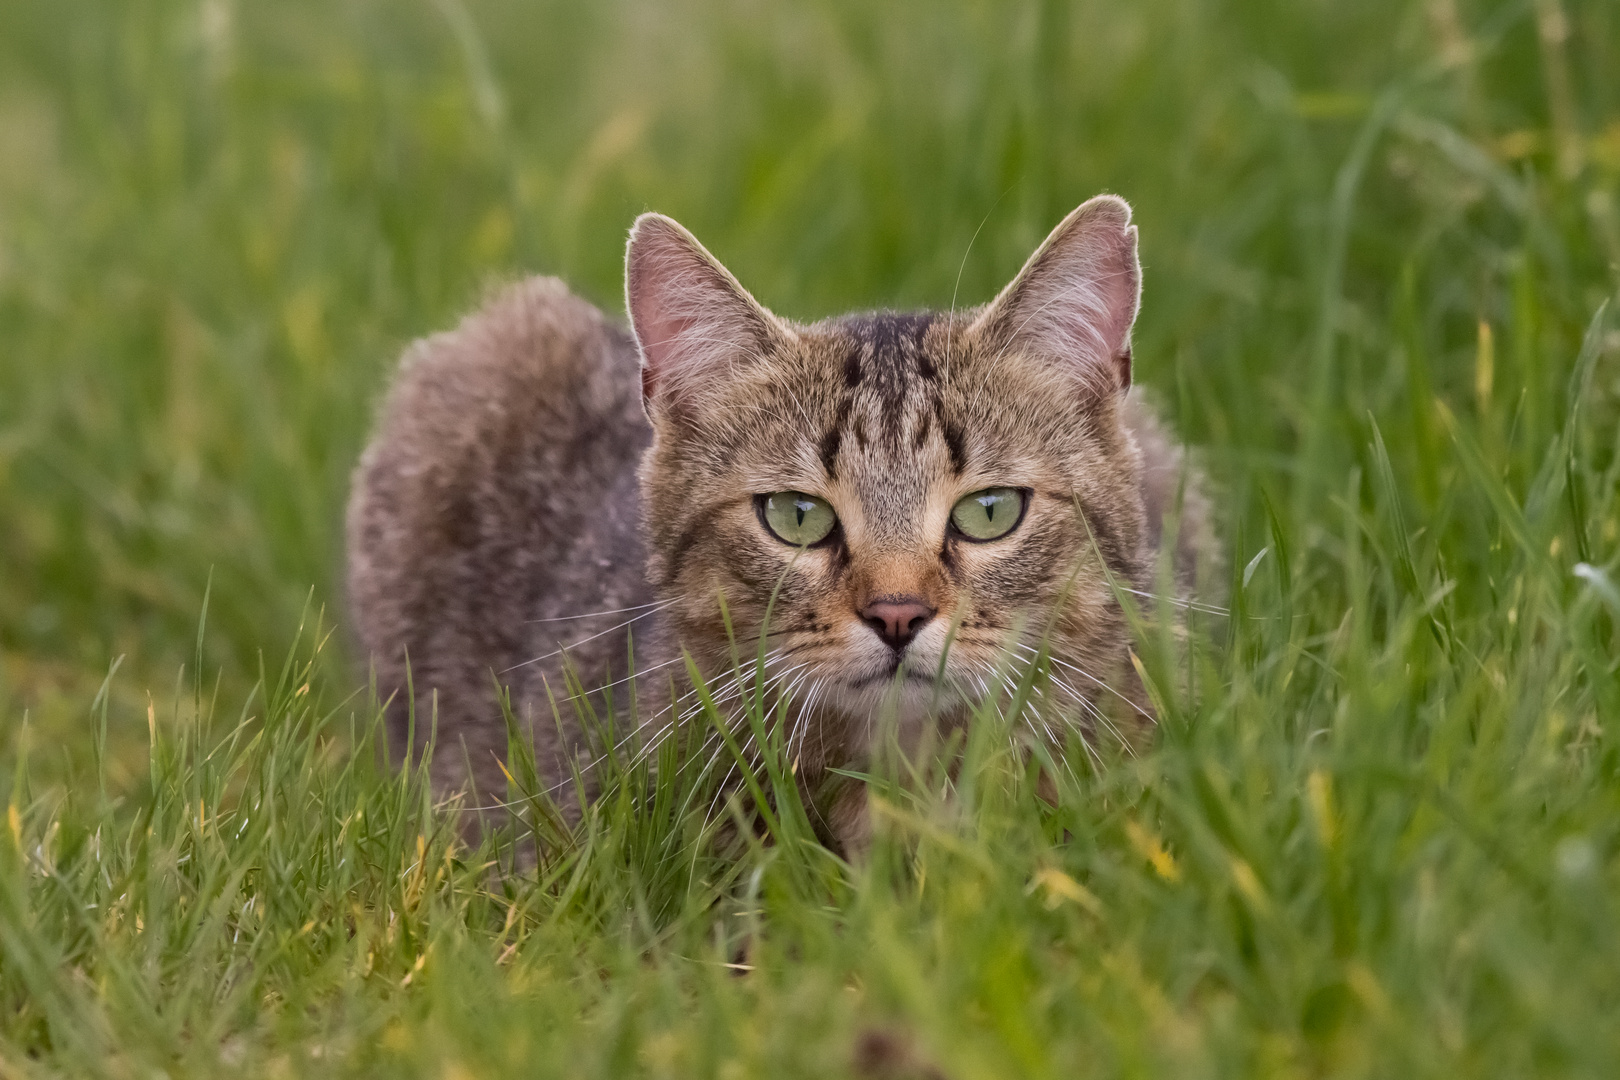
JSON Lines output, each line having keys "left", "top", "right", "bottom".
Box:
{"left": 0, "top": 0, "right": 1618, "bottom": 1075}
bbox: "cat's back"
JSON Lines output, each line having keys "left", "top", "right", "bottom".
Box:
{"left": 346, "top": 276, "right": 652, "bottom": 791}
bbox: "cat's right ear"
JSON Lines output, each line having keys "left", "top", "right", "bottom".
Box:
{"left": 969, "top": 194, "right": 1140, "bottom": 400}
{"left": 625, "top": 214, "right": 786, "bottom": 419}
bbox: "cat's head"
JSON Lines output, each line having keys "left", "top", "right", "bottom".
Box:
{"left": 626, "top": 196, "right": 1150, "bottom": 761}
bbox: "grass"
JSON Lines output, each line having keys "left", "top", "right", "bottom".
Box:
{"left": 1, "top": 0, "right": 1618, "bottom": 1075}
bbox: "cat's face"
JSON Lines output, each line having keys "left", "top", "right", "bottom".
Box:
{"left": 627, "top": 198, "right": 1149, "bottom": 764}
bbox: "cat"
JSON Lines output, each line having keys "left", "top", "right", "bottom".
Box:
{"left": 346, "top": 194, "right": 1214, "bottom": 853}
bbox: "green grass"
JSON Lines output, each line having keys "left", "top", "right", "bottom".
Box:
{"left": 2, "top": 0, "right": 1619, "bottom": 1075}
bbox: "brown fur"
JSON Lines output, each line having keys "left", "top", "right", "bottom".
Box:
{"left": 346, "top": 196, "right": 1215, "bottom": 849}
{"left": 346, "top": 278, "right": 657, "bottom": 807}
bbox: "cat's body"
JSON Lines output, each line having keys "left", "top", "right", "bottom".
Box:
{"left": 347, "top": 278, "right": 659, "bottom": 799}
{"left": 347, "top": 196, "right": 1214, "bottom": 849}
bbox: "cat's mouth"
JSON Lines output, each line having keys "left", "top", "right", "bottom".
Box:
{"left": 850, "top": 655, "right": 940, "bottom": 688}
{"left": 852, "top": 670, "right": 934, "bottom": 688}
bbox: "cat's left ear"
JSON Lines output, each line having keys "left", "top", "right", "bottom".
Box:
{"left": 625, "top": 213, "right": 789, "bottom": 420}
{"left": 970, "top": 194, "right": 1140, "bottom": 396}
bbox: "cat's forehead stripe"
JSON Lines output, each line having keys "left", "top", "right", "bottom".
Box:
{"left": 842, "top": 310, "right": 932, "bottom": 351}
{"left": 816, "top": 311, "right": 961, "bottom": 479}
{"left": 941, "top": 416, "right": 967, "bottom": 474}
{"left": 840, "top": 312, "right": 935, "bottom": 415}
{"left": 819, "top": 395, "right": 851, "bottom": 476}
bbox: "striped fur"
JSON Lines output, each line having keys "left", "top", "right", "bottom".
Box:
{"left": 347, "top": 196, "right": 1215, "bottom": 852}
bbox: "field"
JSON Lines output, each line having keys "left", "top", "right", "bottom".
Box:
{"left": 1, "top": 0, "right": 1618, "bottom": 1076}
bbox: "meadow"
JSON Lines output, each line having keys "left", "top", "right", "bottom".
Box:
{"left": 1, "top": 0, "right": 1618, "bottom": 1075}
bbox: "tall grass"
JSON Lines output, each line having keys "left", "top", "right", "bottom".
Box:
{"left": 0, "top": 0, "right": 1617, "bottom": 1075}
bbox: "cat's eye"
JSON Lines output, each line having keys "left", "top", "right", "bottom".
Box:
{"left": 949, "top": 487, "right": 1027, "bottom": 542}
{"left": 758, "top": 491, "right": 838, "bottom": 547}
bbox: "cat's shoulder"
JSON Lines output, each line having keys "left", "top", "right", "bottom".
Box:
{"left": 1120, "top": 387, "right": 1220, "bottom": 590}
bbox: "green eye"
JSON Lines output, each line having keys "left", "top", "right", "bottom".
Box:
{"left": 759, "top": 491, "right": 837, "bottom": 547}
{"left": 950, "top": 487, "right": 1026, "bottom": 542}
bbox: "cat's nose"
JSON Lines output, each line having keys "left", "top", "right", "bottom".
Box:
{"left": 860, "top": 596, "right": 936, "bottom": 652}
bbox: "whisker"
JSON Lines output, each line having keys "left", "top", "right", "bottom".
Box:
{"left": 787, "top": 682, "right": 815, "bottom": 762}
{"left": 730, "top": 661, "right": 811, "bottom": 762}
{"left": 1015, "top": 676, "right": 1104, "bottom": 771}
{"left": 1006, "top": 642, "right": 1136, "bottom": 753}
{"left": 1011, "top": 642, "right": 1153, "bottom": 722}
{"left": 1038, "top": 668, "right": 1125, "bottom": 741}
{"left": 1117, "top": 586, "right": 1231, "bottom": 617}
{"left": 966, "top": 647, "right": 1121, "bottom": 769}
{"left": 598, "top": 653, "right": 792, "bottom": 774}
{"left": 526, "top": 599, "right": 672, "bottom": 623}
{"left": 458, "top": 653, "right": 799, "bottom": 813}
{"left": 793, "top": 678, "right": 828, "bottom": 760}
{"left": 944, "top": 188, "right": 1012, "bottom": 383}
{"left": 1047, "top": 676, "right": 1133, "bottom": 753}
{"left": 592, "top": 653, "right": 690, "bottom": 695}
{"left": 501, "top": 598, "right": 682, "bottom": 674}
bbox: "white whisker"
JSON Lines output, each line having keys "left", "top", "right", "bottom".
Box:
{"left": 1117, "top": 586, "right": 1230, "bottom": 617}
{"left": 526, "top": 599, "right": 672, "bottom": 623}
{"left": 1011, "top": 642, "right": 1153, "bottom": 723}
{"left": 501, "top": 598, "right": 682, "bottom": 674}
{"left": 592, "top": 653, "right": 690, "bottom": 695}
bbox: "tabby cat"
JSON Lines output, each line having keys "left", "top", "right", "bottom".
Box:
{"left": 346, "top": 195, "right": 1213, "bottom": 852}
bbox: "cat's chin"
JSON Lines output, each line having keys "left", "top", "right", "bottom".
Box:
{"left": 817, "top": 666, "right": 971, "bottom": 745}
{"left": 810, "top": 676, "right": 959, "bottom": 761}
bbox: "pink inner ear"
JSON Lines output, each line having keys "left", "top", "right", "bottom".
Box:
{"left": 629, "top": 283, "right": 695, "bottom": 401}
{"left": 626, "top": 215, "right": 770, "bottom": 410}
{"left": 626, "top": 230, "right": 698, "bottom": 401}
{"left": 996, "top": 211, "right": 1140, "bottom": 396}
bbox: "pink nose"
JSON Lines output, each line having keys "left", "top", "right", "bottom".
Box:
{"left": 860, "top": 597, "right": 936, "bottom": 652}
